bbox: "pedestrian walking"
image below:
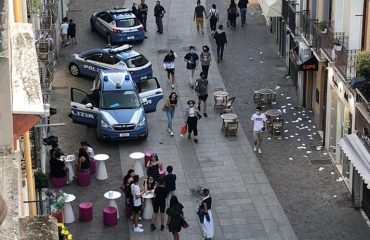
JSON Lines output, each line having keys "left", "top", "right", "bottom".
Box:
{"left": 151, "top": 178, "right": 168, "bottom": 231}
{"left": 60, "top": 17, "right": 69, "bottom": 48}
{"left": 166, "top": 196, "right": 184, "bottom": 240}
{"left": 208, "top": 4, "right": 219, "bottom": 34}
{"left": 195, "top": 72, "right": 209, "bottom": 117}
{"left": 227, "top": 0, "right": 238, "bottom": 30}
{"left": 131, "top": 175, "right": 144, "bottom": 232}
{"left": 251, "top": 106, "right": 267, "bottom": 154}
{"left": 67, "top": 19, "right": 77, "bottom": 45}
{"left": 184, "top": 100, "right": 201, "bottom": 143}
{"left": 238, "top": 0, "right": 248, "bottom": 26}
{"left": 163, "top": 92, "right": 178, "bottom": 136}
{"left": 198, "top": 188, "right": 214, "bottom": 240}
{"left": 138, "top": 0, "right": 148, "bottom": 31}
{"left": 154, "top": 0, "right": 166, "bottom": 34}
{"left": 184, "top": 46, "right": 199, "bottom": 88}
{"left": 164, "top": 165, "right": 177, "bottom": 206}
{"left": 213, "top": 25, "right": 227, "bottom": 63}
{"left": 199, "top": 45, "right": 211, "bottom": 79}
{"left": 193, "top": 0, "right": 207, "bottom": 34}
{"left": 146, "top": 153, "right": 163, "bottom": 180}
{"left": 163, "top": 50, "right": 178, "bottom": 89}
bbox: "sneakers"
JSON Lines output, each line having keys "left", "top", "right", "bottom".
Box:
{"left": 134, "top": 226, "right": 144, "bottom": 233}
{"left": 203, "top": 113, "right": 208, "bottom": 117}
{"left": 258, "top": 148, "right": 262, "bottom": 154}
{"left": 168, "top": 128, "right": 171, "bottom": 133}
{"left": 150, "top": 224, "right": 156, "bottom": 232}
{"left": 171, "top": 84, "right": 175, "bottom": 89}
{"left": 194, "top": 138, "right": 199, "bottom": 143}
{"left": 160, "top": 225, "right": 165, "bottom": 231}
{"left": 170, "top": 131, "right": 174, "bottom": 136}
{"left": 253, "top": 146, "right": 257, "bottom": 152}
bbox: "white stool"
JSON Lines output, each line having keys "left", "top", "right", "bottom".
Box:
{"left": 142, "top": 191, "right": 154, "bottom": 220}
{"left": 63, "top": 193, "right": 76, "bottom": 224}
{"left": 104, "top": 191, "right": 122, "bottom": 219}
{"left": 129, "top": 152, "right": 145, "bottom": 178}
{"left": 94, "top": 154, "right": 109, "bottom": 180}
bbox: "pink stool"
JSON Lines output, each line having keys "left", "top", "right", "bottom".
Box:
{"left": 77, "top": 170, "right": 91, "bottom": 187}
{"left": 89, "top": 160, "right": 96, "bottom": 175}
{"left": 79, "top": 202, "right": 93, "bottom": 222}
{"left": 103, "top": 207, "right": 117, "bottom": 227}
{"left": 52, "top": 176, "right": 67, "bottom": 188}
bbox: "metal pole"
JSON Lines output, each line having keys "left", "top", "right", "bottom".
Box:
{"left": 24, "top": 131, "right": 37, "bottom": 216}
{"left": 13, "top": 0, "right": 23, "bottom": 22}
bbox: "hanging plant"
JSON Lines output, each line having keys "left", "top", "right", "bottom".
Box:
{"left": 332, "top": 38, "right": 342, "bottom": 51}
{"left": 317, "top": 21, "right": 327, "bottom": 33}
{"left": 43, "top": 189, "right": 66, "bottom": 213}
{"left": 58, "top": 223, "right": 73, "bottom": 240}
{"left": 356, "top": 51, "right": 370, "bottom": 78}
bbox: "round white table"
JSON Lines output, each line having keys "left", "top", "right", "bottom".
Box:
{"left": 142, "top": 190, "right": 154, "bottom": 220}
{"left": 220, "top": 113, "right": 238, "bottom": 133}
{"left": 61, "top": 155, "right": 76, "bottom": 183}
{"left": 129, "top": 152, "right": 145, "bottom": 178}
{"left": 94, "top": 154, "right": 109, "bottom": 180}
{"left": 104, "top": 191, "right": 121, "bottom": 219}
{"left": 213, "top": 91, "right": 229, "bottom": 109}
{"left": 63, "top": 193, "right": 76, "bottom": 224}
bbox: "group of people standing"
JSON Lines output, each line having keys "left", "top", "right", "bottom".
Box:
{"left": 132, "top": 0, "right": 166, "bottom": 34}
{"left": 121, "top": 152, "right": 214, "bottom": 240}
{"left": 60, "top": 17, "right": 76, "bottom": 48}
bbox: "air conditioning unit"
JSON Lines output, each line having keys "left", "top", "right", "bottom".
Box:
{"left": 298, "top": 42, "right": 311, "bottom": 62}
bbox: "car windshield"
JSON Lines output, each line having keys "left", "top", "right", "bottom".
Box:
{"left": 124, "top": 55, "right": 149, "bottom": 68}
{"left": 116, "top": 18, "right": 140, "bottom": 28}
{"left": 101, "top": 90, "right": 141, "bottom": 109}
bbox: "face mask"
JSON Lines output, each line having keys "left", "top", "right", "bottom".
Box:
{"left": 190, "top": 49, "right": 194, "bottom": 53}
{"left": 189, "top": 104, "right": 194, "bottom": 107}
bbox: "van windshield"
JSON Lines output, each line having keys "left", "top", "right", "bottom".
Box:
{"left": 101, "top": 90, "right": 140, "bottom": 109}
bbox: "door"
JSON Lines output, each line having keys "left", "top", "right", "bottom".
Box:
{"left": 362, "top": 182, "right": 370, "bottom": 217}
{"left": 138, "top": 77, "right": 163, "bottom": 113}
{"left": 70, "top": 88, "right": 99, "bottom": 126}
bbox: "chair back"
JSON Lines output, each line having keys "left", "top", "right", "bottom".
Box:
{"left": 272, "top": 119, "right": 284, "bottom": 127}
{"left": 226, "top": 97, "right": 236, "bottom": 107}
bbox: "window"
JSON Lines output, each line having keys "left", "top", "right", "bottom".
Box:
{"left": 98, "top": 12, "right": 113, "bottom": 23}
{"left": 101, "top": 54, "right": 120, "bottom": 65}
{"left": 85, "top": 53, "right": 103, "bottom": 62}
{"left": 138, "top": 78, "right": 159, "bottom": 93}
{"left": 124, "top": 54, "right": 149, "bottom": 68}
{"left": 116, "top": 18, "right": 140, "bottom": 28}
{"left": 102, "top": 90, "right": 141, "bottom": 109}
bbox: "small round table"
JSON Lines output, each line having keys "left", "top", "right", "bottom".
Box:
{"left": 142, "top": 190, "right": 154, "bottom": 220}
{"left": 220, "top": 113, "right": 238, "bottom": 133}
{"left": 94, "top": 154, "right": 109, "bottom": 180}
{"left": 61, "top": 155, "right": 76, "bottom": 183}
{"left": 63, "top": 193, "right": 76, "bottom": 224}
{"left": 213, "top": 91, "right": 228, "bottom": 109}
{"left": 265, "top": 109, "right": 282, "bottom": 118}
{"left": 129, "top": 152, "right": 145, "bottom": 178}
{"left": 104, "top": 191, "right": 122, "bottom": 219}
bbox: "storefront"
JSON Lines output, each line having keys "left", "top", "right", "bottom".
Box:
{"left": 326, "top": 68, "right": 356, "bottom": 189}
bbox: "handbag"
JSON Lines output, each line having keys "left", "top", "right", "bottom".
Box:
{"left": 162, "top": 103, "right": 167, "bottom": 112}
{"left": 181, "top": 218, "right": 189, "bottom": 228}
{"left": 196, "top": 112, "right": 202, "bottom": 120}
{"left": 180, "top": 124, "right": 187, "bottom": 136}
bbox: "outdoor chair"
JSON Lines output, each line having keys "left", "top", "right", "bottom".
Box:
{"left": 213, "top": 87, "right": 227, "bottom": 110}
{"left": 272, "top": 119, "right": 284, "bottom": 137}
{"left": 220, "top": 97, "right": 236, "bottom": 114}
{"left": 224, "top": 120, "right": 239, "bottom": 139}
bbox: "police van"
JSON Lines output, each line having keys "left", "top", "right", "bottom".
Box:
{"left": 70, "top": 70, "right": 163, "bottom": 140}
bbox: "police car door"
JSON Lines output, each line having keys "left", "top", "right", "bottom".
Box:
{"left": 138, "top": 77, "right": 163, "bottom": 113}
{"left": 83, "top": 53, "right": 103, "bottom": 77}
{"left": 70, "top": 88, "right": 99, "bottom": 126}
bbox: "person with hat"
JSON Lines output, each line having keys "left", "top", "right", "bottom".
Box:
{"left": 184, "top": 100, "right": 201, "bottom": 143}
{"left": 199, "top": 45, "right": 211, "bottom": 79}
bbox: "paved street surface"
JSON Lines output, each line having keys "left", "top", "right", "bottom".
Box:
{"left": 208, "top": 1, "right": 370, "bottom": 240}
{"left": 48, "top": 0, "right": 370, "bottom": 240}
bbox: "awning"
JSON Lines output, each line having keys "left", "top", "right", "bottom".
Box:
{"left": 298, "top": 56, "right": 318, "bottom": 71}
{"left": 338, "top": 133, "right": 370, "bottom": 185}
{"left": 258, "top": 0, "right": 282, "bottom": 18}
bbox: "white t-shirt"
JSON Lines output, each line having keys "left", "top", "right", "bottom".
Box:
{"left": 131, "top": 183, "right": 141, "bottom": 206}
{"left": 86, "top": 147, "right": 94, "bottom": 161}
{"left": 60, "top": 23, "right": 69, "bottom": 35}
{"left": 251, "top": 113, "right": 267, "bottom": 131}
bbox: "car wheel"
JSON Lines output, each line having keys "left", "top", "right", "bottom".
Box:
{"left": 69, "top": 63, "right": 80, "bottom": 77}
{"left": 90, "top": 21, "right": 95, "bottom": 32}
{"left": 142, "top": 128, "right": 148, "bottom": 140}
{"left": 107, "top": 34, "right": 112, "bottom": 44}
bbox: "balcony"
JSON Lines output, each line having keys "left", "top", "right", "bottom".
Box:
{"left": 334, "top": 46, "right": 357, "bottom": 81}
{"left": 288, "top": 3, "right": 301, "bottom": 36}
{"left": 357, "top": 88, "right": 370, "bottom": 112}
{"left": 300, "top": 10, "right": 318, "bottom": 46}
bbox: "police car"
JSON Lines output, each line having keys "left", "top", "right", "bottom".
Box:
{"left": 69, "top": 44, "right": 152, "bottom": 83}
{"left": 70, "top": 70, "right": 163, "bottom": 140}
{"left": 90, "top": 7, "right": 145, "bottom": 43}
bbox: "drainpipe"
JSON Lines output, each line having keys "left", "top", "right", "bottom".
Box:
{"left": 24, "top": 131, "right": 37, "bottom": 216}
{"left": 13, "top": 0, "right": 23, "bottom": 22}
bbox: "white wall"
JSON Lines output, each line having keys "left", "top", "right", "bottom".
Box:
{"left": 348, "top": 0, "right": 364, "bottom": 49}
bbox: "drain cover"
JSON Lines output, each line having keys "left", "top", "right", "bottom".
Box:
{"left": 309, "top": 159, "right": 332, "bottom": 165}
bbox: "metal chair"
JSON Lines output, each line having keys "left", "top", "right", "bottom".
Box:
{"left": 220, "top": 97, "right": 236, "bottom": 114}
{"left": 272, "top": 119, "right": 284, "bottom": 137}
{"left": 224, "top": 120, "right": 239, "bottom": 139}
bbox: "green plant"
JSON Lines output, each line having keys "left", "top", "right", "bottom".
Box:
{"left": 317, "top": 21, "right": 327, "bottom": 32}
{"left": 34, "top": 170, "right": 49, "bottom": 190}
{"left": 44, "top": 189, "right": 65, "bottom": 212}
{"left": 58, "top": 223, "right": 73, "bottom": 240}
{"left": 356, "top": 51, "right": 370, "bottom": 77}
{"left": 332, "top": 38, "right": 341, "bottom": 46}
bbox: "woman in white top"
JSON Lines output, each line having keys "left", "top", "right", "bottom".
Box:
{"left": 209, "top": 4, "right": 219, "bottom": 34}
{"left": 163, "top": 50, "right": 178, "bottom": 89}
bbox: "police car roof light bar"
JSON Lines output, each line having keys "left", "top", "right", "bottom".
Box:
{"left": 108, "top": 44, "right": 132, "bottom": 53}
{"left": 110, "top": 7, "right": 132, "bottom": 14}
{"left": 125, "top": 75, "right": 130, "bottom": 81}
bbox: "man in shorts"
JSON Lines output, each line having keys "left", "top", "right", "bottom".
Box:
{"left": 195, "top": 72, "right": 208, "bottom": 117}
{"left": 193, "top": 0, "right": 207, "bottom": 34}
{"left": 131, "top": 175, "right": 144, "bottom": 232}
{"left": 251, "top": 107, "right": 267, "bottom": 154}
{"left": 150, "top": 178, "right": 167, "bottom": 231}
{"left": 60, "top": 17, "right": 69, "bottom": 48}
{"left": 67, "top": 19, "right": 76, "bottom": 45}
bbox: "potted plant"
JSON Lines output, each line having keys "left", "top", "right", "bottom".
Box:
{"left": 332, "top": 38, "right": 342, "bottom": 51}
{"left": 317, "top": 21, "right": 327, "bottom": 33}
{"left": 44, "top": 189, "right": 66, "bottom": 223}
{"left": 356, "top": 51, "right": 370, "bottom": 78}
{"left": 58, "top": 223, "right": 73, "bottom": 240}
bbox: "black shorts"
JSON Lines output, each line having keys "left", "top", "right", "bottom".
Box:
{"left": 153, "top": 201, "right": 166, "bottom": 213}
{"left": 198, "top": 94, "right": 208, "bottom": 101}
{"left": 68, "top": 32, "right": 76, "bottom": 38}
{"left": 133, "top": 205, "right": 142, "bottom": 213}
{"left": 166, "top": 68, "right": 175, "bottom": 74}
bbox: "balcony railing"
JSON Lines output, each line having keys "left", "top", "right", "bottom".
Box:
{"left": 334, "top": 46, "right": 357, "bottom": 80}
{"left": 300, "top": 10, "right": 318, "bottom": 46}
{"left": 357, "top": 88, "right": 370, "bottom": 112}
{"left": 288, "top": 3, "right": 301, "bottom": 36}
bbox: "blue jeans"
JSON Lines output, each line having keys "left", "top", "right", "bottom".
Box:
{"left": 166, "top": 108, "right": 175, "bottom": 131}
{"left": 240, "top": 8, "right": 247, "bottom": 24}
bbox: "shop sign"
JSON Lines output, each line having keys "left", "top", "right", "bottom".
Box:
{"left": 298, "top": 56, "right": 318, "bottom": 71}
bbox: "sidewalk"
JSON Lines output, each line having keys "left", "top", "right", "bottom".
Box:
{"left": 122, "top": 0, "right": 297, "bottom": 239}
